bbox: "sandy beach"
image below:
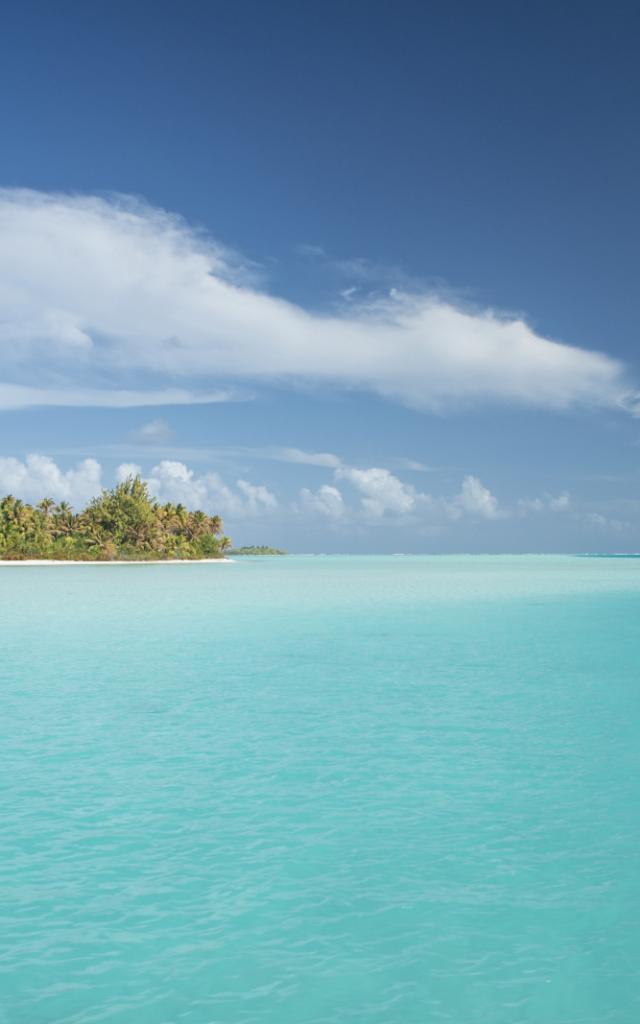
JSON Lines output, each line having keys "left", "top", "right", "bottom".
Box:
{"left": 0, "top": 558, "right": 234, "bottom": 566}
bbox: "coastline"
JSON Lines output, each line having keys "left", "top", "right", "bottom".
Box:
{"left": 0, "top": 558, "right": 234, "bottom": 566}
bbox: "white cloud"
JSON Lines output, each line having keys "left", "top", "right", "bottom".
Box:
{"left": 0, "top": 451, "right": 277, "bottom": 521}
{"left": 336, "top": 465, "right": 418, "bottom": 519}
{"left": 130, "top": 418, "right": 173, "bottom": 444}
{"left": 333, "top": 464, "right": 504, "bottom": 523}
{"left": 518, "top": 491, "right": 571, "bottom": 515}
{"left": 2, "top": 449, "right": 615, "bottom": 542}
{"left": 395, "top": 458, "right": 429, "bottom": 471}
{"left": 0, "top": 189, "right": 635, "bottom": 413}
{"left": 518, "top": 497, "right": 545, "bottom": 513}
{"left": 455, "top": 475, "right": 502, "bottom": 519}
{"left": 549, "top": 492, "right": 570, "bottom": 511}
{"left": 299, "top": 484, "right": 345, "bottom": 519}
{"left": 0, "top": 454, "right": 102, "bottom": 506}
{"left": 580, "top": 511, "right": 630, "bottom": 533}
{"left": 143, "top": 460, "right": 277, "bottom": 519}
{"left": 295, "top": 243, "right": 326, "bottom": 258}
{"left": 0, "top": 383, "right": 236, "bottom": 410}
{"left": 115, "top": 462, "right": 142, "bottom": 482}
{"left": 276, "top": 448, "right": 342, "bottom": 468}
{"left": 236, "top": 479, "right": 278, "bottom": 513}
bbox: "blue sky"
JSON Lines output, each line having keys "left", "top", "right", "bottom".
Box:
{"left": 1, "top": 0, "right": 640, "bottom": 551}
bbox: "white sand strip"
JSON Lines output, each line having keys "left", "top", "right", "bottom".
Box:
{"left": 0, "top": 558, "right": 234, "bottom": 566}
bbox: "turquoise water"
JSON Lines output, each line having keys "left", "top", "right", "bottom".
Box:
{"left": 2, "top": 555, "right": 639, "bottom": 1023}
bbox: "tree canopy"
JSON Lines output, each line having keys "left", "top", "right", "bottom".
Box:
{"left": 0, "top": 476, "right": 231, "bottom": 560}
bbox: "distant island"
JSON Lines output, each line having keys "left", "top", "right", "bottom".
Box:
{"left": 0, "top": 476, "right": 232, "bottom": 561}
{"left": 229, "top": 546, "right": 287, "bottom": 556}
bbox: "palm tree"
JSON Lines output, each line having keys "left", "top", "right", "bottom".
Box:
{"left": 37, "top": 497, "right": 55, "bottom": 518}
{"left": 53, "top": 501, "right": 74, "bottom": 537}
{"left": 12, "top": 499, "right": 29, "bottom": 528}
{"left": 185, "top": 510, "right": 209, "bottom": 540}
{"left": 175, "top": 503, "right": 189, "bottom": 527}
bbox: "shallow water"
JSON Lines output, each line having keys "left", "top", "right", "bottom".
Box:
{"left": 1, "top": 556, "right": 639, "bottom": 1023}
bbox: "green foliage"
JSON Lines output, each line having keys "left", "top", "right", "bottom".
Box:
{"left": 229, "top": 545, "right": 286, "bottom": 555}
{"left": 0, "top": 477, "right": 231, "bottom": 561}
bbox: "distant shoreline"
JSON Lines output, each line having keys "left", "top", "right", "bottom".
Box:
{"left": 0, "top": 558, "right": 234, "bottom": 566}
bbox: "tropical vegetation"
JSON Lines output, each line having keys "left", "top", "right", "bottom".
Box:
{"left": 0, "top": 476, "right": 231, "bottom": 560}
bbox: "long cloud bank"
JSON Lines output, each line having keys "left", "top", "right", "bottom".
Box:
{"left": 0, "top": 189, "right": 635, "bottom": 413}
{"left": 0, "top": 453, "right": 575, "bottom": 531}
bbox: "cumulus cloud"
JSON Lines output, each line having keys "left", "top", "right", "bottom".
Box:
{"left": 143, "top": 460, "right": 277, "bottom": 519}
{"left": 0, "top": 451, "right": 278, "bottom": 521}
{"left": 0, "top": 189, "right": 635, "bottom": 413}
{"left": 236, "top": 479, "right": 278, "bottom": 513}
{"left": 0, "top": 454, "right": 102, "bottom": 506}
{"left": 7, "top": 444, "right": 622, "bottom": 558}
{"left": 1, "top": 449, "right": 623, "bottom": 541}
{"left": 115, "top": 462, "right": 142, "bottom": 482}
{"left": 518, "top": 491, "right": 570, "bottom": 515}
{"left": 334, "top": 464, "right": 504, "bottom": 523}
{"left": 580, "top": 511, "right": 630, "bottom": 533}
{"left": 299, "top": 484, "right": 345, "bottom": 519}
{"left": 336, "top": 465, "right": 418, "bottom": 519}
{"left": 454, "top": 475, "right": 502, "bottom": 519}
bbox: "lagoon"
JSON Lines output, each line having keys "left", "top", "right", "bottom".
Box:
{"left": 2, "top": 556, "right": 639, "bottom": 1023}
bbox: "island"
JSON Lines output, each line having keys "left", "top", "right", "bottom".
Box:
{"left": 228, "top": 546, "right": 287, "bottom": 556}
{"left": 0, "top": 475, "right": 232, "bottom": 561}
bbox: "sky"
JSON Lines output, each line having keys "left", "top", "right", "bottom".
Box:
{"left": 1, "top": 0, "right": 640, "bottom": 552}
